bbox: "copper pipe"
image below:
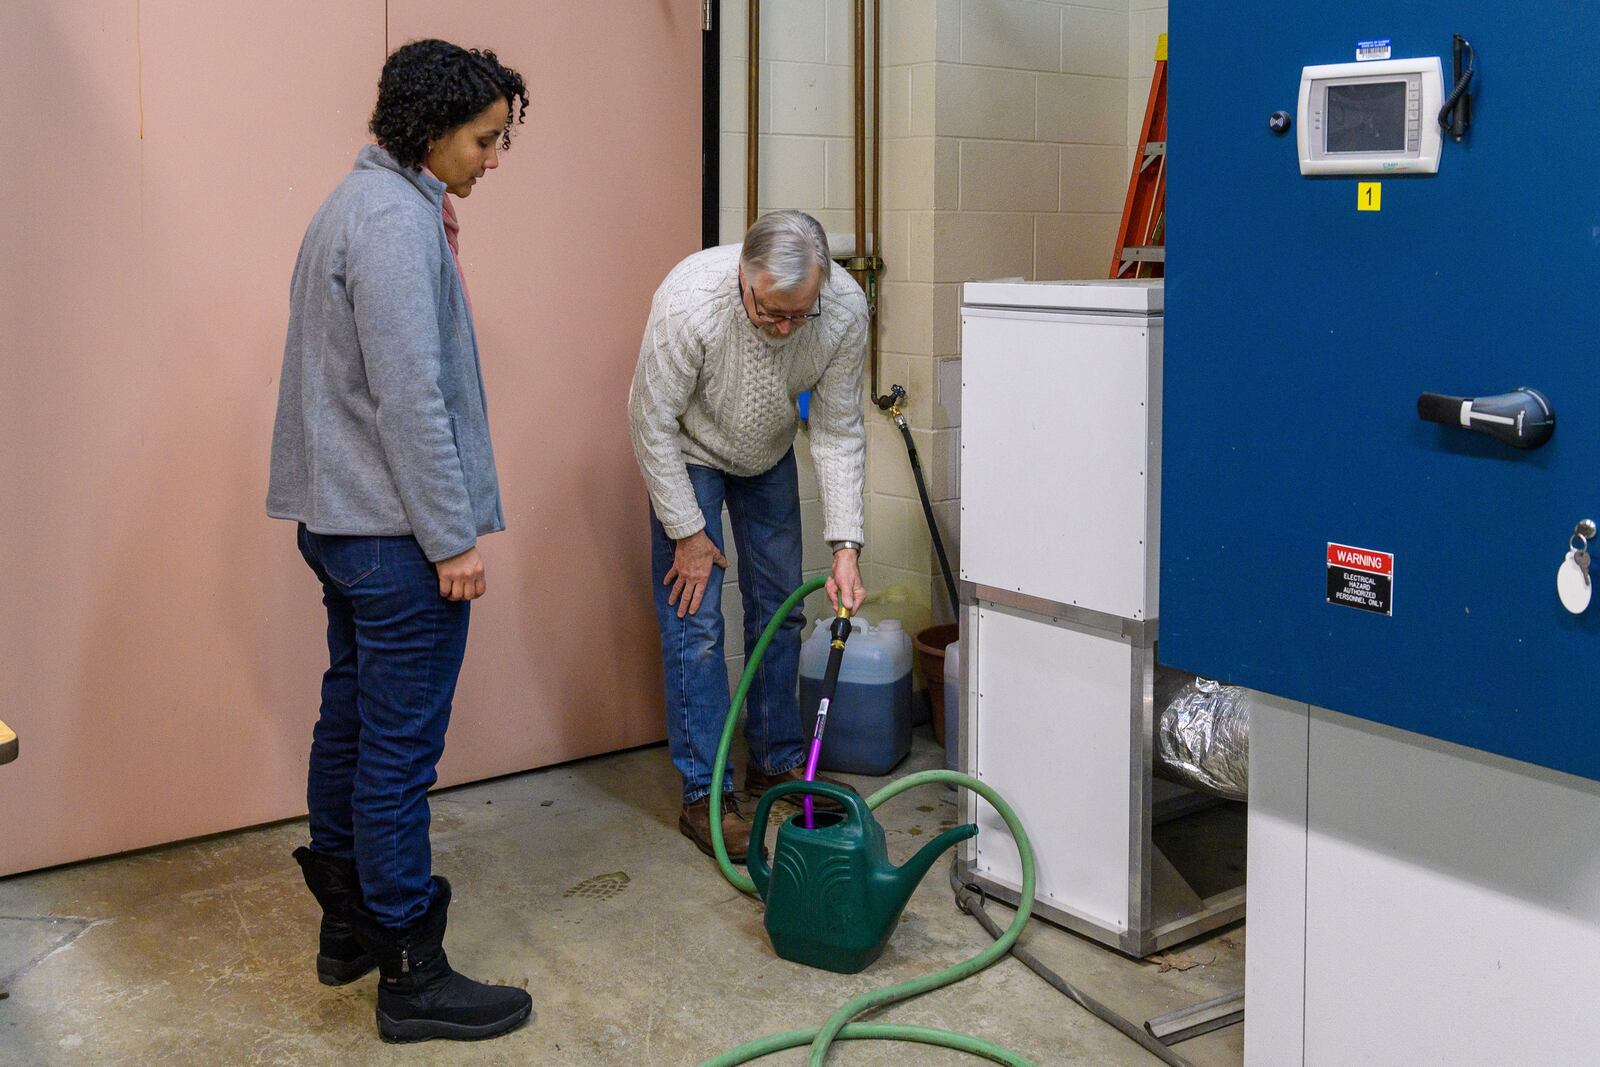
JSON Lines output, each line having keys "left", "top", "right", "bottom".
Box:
{"left": 852, "top": 0, "right": 866, "bottom": 290}
{"left": 746, "top": 0, "right": 759, "bottom": 231}
{"left": 869, "top": 0, "right": 883, "bottom": 403}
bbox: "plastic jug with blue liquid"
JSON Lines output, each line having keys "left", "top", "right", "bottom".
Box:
{"left": 798, "top": 616, "right": 913, "bottom": 775}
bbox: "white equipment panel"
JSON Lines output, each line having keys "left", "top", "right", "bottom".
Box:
{"left": 1247, "top": 700, "right": 1600, "bottom": 1066}
{"left": 968, "top": 607, "right": 1139, "bottom": 933}
{"left": 960, "top": 281, "right": 1162, "bottom": 623}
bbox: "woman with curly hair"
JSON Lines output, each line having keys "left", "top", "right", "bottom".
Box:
{"left": 267, "top": 38, "right": 532, "bottom": 1043}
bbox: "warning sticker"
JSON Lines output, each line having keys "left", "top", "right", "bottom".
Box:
{"left": 1326, "top": 543, "right": 1394, "bottom": 616}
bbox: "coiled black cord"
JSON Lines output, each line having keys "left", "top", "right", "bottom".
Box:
{"left": 1438, "top": 35, "right": 1475, "bottom": 139}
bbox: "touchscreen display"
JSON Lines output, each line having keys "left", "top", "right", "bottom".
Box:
{"left": 1325, "top": 82, "right": 1407, "bottom": 153}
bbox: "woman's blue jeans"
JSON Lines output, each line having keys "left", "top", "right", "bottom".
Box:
{"left": 650, "top": 451, "right": 808, "bottom": 803}
{"left": 296, "top": 524, "right": 468, "bottom": 928}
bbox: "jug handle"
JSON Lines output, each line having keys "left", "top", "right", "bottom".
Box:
{"left": 749, "top": 780, "right": 870, "bottom": 898}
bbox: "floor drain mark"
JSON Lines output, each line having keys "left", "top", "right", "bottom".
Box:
{"left": 563, "top": 872, "right": 631, "bottom": 900}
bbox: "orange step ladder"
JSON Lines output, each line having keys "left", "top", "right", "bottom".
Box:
{"left": 1111, "top": 34, "right": 1167, "bottom": 279}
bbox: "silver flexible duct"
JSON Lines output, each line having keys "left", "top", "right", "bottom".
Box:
{"left": 1153, "top": 668, "right": 1250, "bottom": 802}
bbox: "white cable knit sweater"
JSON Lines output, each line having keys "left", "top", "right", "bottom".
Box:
{"left": 627, "top": 244, "right": 867, "bottom": 543}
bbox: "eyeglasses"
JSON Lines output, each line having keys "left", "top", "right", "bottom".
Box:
{"left": 740, "top": 272, "right": 823, "bottom": 324}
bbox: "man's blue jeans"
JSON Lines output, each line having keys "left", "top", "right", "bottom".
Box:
{"left": 296, "top": 525, "right": 468, "bottom": 928}
{"left": 651, "top": 450, "right": 808, "bottom": 803}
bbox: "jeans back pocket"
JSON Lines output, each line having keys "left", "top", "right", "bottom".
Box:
{"left": 309, "top": 533, "right": 380, "bottom": 587}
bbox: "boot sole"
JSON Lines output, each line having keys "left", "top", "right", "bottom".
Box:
{"left": 377, "top": 1001, "right": 533, "bottom": 1044}
{"left": 317, "top": 954, "right": 377, "bottom": 986}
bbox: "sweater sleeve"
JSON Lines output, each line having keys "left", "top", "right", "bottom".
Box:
{"left": 345, "top": 201, "right": 477, "bottom": 561}
{"left": 627, "top": 289, "right": 708, "bottom": 539}
{"left": 807, "top": 293, "right": 868, "bottom": 544}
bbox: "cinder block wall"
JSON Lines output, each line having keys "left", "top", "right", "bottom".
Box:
{"left": 714, "top": 0, "right": 1162, "bottom": 682}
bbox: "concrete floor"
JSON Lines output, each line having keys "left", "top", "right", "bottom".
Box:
{"left": 0, "top": 733, "right": 1244, "bottom": 1066}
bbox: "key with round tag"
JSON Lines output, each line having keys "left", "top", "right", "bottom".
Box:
{"left": 1559, "top": 526, "right": 1593, "bottom": 614}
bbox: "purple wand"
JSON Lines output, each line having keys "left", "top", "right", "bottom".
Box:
{"left": 804, "top": 606, "right": 854, "bottom": 828}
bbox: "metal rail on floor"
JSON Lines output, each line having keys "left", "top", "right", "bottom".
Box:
{"left": 1144, "top": 989, "right": 1245, "bottom": 1046}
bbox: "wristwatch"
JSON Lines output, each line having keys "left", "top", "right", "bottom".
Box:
{"left": 831, "top": 540, "right": 863, "bottom": 555}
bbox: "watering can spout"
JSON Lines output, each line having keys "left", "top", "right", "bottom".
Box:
{"left": 880, "top": 822, "right": 978, "bottom": 910}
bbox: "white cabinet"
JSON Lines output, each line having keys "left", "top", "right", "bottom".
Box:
{"left": 955, "top": 279, "right": 1241, "bottom": 955}
{"left": 959, "top": 281, "right": 1161, "bottom": 623}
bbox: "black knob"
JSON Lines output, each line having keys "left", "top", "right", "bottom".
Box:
{"left": 1268, "top": 110, "right": 1292, "bottom": 134}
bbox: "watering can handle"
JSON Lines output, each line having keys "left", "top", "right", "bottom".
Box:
{"left": 748, "top": 781, "right": 870, "bottom": 897}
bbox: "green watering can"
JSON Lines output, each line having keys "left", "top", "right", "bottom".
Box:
{"left": 747, "top": 780, "right": 978, "bottom": 974}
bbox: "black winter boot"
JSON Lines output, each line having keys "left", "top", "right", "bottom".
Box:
{"left": 341, "top": 876, "right": 532, "bottom": 1043}
{"left": 292, "top": 847, "right": 377, "bottom": 986}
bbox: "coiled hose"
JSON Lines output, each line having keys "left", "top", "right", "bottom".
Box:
{"left": 701, "top": 575, "right": 1197, "bottom": 1067}
{"left": 701, "top": 575, "right": 1038, "bottom": 1066}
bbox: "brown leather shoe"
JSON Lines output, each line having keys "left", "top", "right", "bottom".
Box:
{"left": 743, "top": 764, "right": 858, "bottom": 812}
{"left": 679, "top": 793, "right": 751, "bottom": 863}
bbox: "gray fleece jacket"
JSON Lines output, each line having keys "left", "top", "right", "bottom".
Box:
{"left": 267, "top": 145, "right": 503, "bottom": 561}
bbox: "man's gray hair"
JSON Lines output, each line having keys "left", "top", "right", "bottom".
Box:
{"left": 740, "top": 210, "right": 831, "bottom": 293}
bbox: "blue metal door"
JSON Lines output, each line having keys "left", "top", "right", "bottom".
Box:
{"left": 1161, "top": 2, "right": 1600, "bottom": 779}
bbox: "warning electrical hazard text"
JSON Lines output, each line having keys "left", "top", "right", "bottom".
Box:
{"left": 1326, "top": 543, "right": 1393, "bottom": 616}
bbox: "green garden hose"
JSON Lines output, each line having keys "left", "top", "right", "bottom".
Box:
{"left": 702, "top": 576, "right": 1040, "bottom": 1067}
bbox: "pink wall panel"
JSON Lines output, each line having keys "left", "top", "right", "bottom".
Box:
{"left": 0, "top": 1, "right": 700, "bottom": 876}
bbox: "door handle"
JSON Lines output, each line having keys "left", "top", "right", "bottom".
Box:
{"left": 1417, "top": 387, "right": 1554, "bottom": 450}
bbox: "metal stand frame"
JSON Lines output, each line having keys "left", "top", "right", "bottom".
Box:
{"left": 955, "top": 583, "right": 1245, "bottom": 957}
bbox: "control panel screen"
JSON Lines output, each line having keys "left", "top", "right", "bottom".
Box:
{"left": 1297, "top": 57, "right": 1442, "bottom": 175}
{"left": 1325, "top": 82, "right": 1408, "bottom": 153}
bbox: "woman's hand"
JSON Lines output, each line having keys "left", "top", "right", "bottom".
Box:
{"left": 437, "top": 546, "right": 486, "bottom": 601}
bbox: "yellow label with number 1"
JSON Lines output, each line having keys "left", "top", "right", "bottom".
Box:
{"left": 1358, "top": 182, "right": 1382, "bottom": 211}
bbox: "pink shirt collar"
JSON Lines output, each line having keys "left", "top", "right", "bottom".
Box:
{"left": 423, "top": 165, "right": 470, "bottom": 310}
